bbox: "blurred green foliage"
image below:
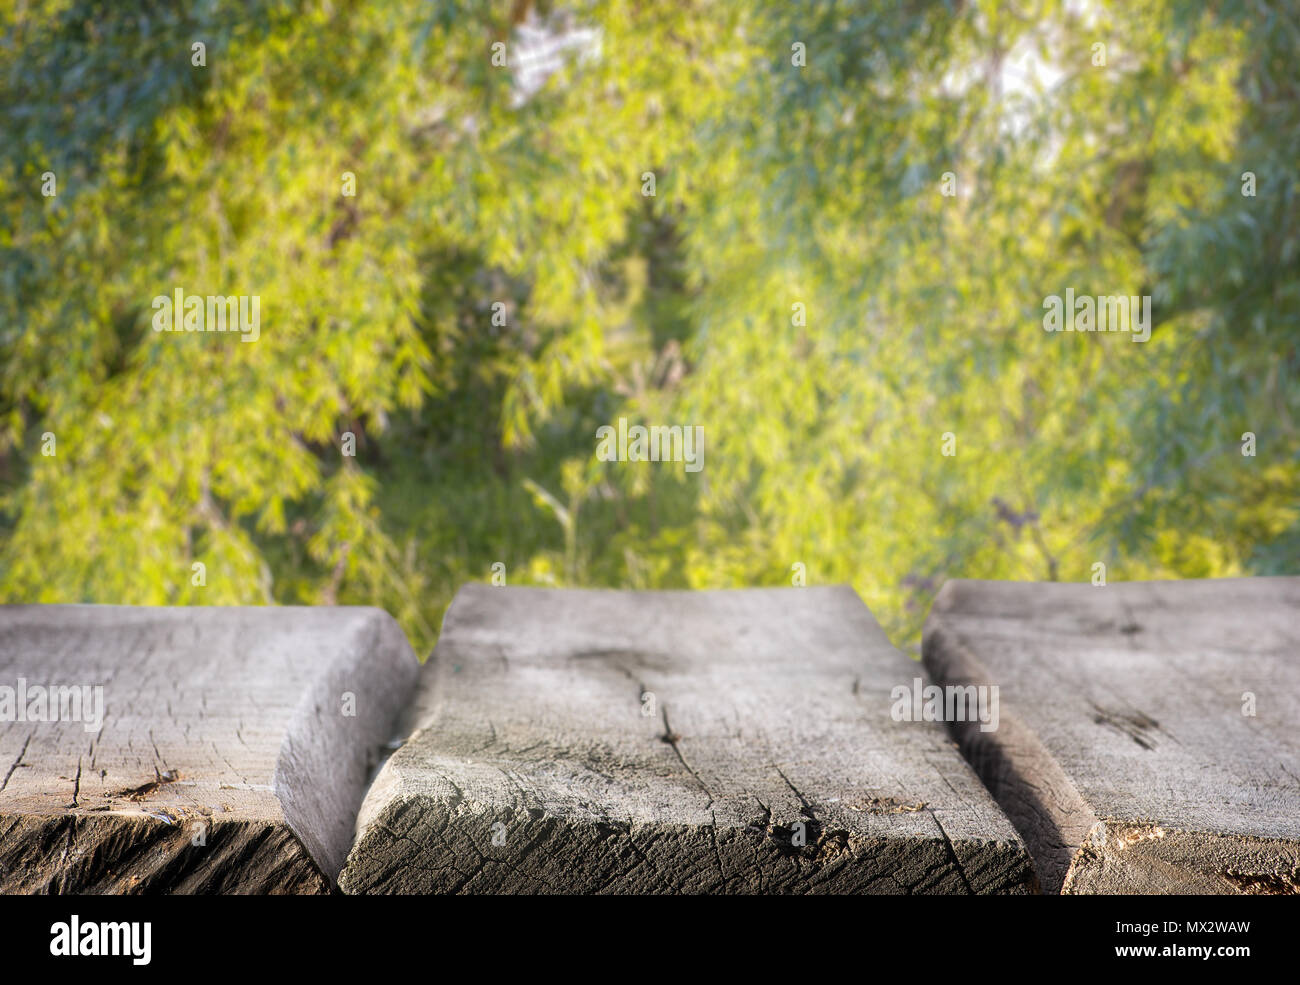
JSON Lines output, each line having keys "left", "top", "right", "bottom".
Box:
{"left": 1, "top": 0, "right": 1296, "bottom": 657}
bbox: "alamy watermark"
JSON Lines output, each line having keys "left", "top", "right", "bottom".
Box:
{"left": 1043, "top": 289, "right": 1151, "bottom": 342}
{"left": 0, "top": 678, "right": 104, "bottom": 732}
{"left": 596, "top": 417, "right": 704, "bottom": 473}
{"left": 50, "top": 916, "right": 151, "bottom": 965}
{"left": 890, "top": 677, "right": 999, "bottom": 732}
{"left": 151, "top": 288, "right": 260, "bottom": 342}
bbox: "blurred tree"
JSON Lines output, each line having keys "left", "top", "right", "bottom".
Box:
{"left": 1, "top": 0, "right": 1295, "bottom": 656}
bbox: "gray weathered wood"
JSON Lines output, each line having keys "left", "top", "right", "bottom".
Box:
{"left": 0, "top": 605, "right": 418, "bottom": 893}
{"left": 923, "top": 577, "right": 1300, "bottom": 894}
{"left": 340, "top": 584, "right": 1036, "bottom": 894}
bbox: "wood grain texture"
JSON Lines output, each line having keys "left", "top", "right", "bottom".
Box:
{"left": 923, "top": 577, "right": 1300, "bottom": 894}
{"left": 0, "top": 605, "right": 418, "bottom": 893}
{"left": 340, "top": 584, "right": 1036, "bottom": 894}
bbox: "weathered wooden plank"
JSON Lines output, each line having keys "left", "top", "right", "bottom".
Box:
{"left": 340, "top": 584, "right": 1036, "bottom": 894}
{"left": 0, "top": 605, "right": 418, "bottom": 893}
{"left": 923, "top": 577, "right": 1300, "bottom": 894}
